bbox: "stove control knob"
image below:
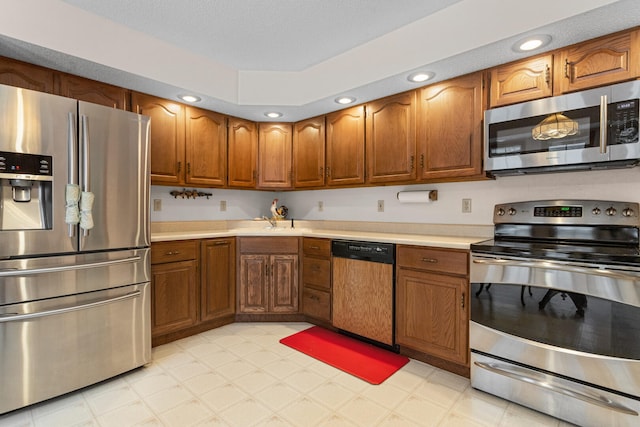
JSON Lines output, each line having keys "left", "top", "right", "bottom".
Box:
{"left": 605, "top": 207, "right": 617, "bottom": 216}
{"left": 622, "top": 208, "right": 635, "bottom": 217}
{"left": 592, "top": 207, "right": 601, "bottom": 215}
{"left": 496, "top": 208, "right": 505, "bottom": 216}
{"left": 508, "top": 208, "right": 517, "bottom": 216}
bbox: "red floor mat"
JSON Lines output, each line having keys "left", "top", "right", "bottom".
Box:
{"left": 279, "top": 326, "right": 409, "bottom": 385}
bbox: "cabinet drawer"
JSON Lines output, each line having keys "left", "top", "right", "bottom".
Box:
{"left": 151, "top": 240, "right": 198, "bottom": 264}
{"left": 302, "top": 287, "right": 331, "bottom": 321}
{"left": 302, "top": 257, "right": 331, "bottom": 290}
{"left": 302, "top": 237, "right": 331, "bottom": 258}
{"left": 397, "top": 245, "right": 468, "bottom": 276}
{"left": 239, "top": 237, "right": 299, "bottom": 254}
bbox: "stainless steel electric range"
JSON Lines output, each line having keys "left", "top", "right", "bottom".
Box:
{"left": 470, "top": 199, "right": 640, "bottom": 427}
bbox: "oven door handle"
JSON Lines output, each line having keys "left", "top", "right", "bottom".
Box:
{"left": 474, "top": 361, "right": 639, "bottom": 416}
{"left": 0, "top": 291, "right": 141, "bottom": 323}
{"left": 473, "top": 257, "right": 640, "bottom": 281}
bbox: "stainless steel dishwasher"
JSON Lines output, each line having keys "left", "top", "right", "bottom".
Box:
{"left": 331, "top": 240, "right": 396, "bottom": 350}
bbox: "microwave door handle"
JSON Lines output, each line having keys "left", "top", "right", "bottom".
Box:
{"left": 600, "top": 94, "right": 608, "bottom": 154}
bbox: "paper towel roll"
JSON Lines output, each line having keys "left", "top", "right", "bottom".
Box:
{"left": 396, "top": 190, "right": 437, "bottom": 203}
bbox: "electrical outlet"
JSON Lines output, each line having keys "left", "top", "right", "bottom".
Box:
{"left": 318, "top": 201, "right": 324, "bottom": 212}
{"left": 377, "top": 200, "right": 384, "bottom": 212}
{"left": 153, "top": 199, "right": 162, "bottom": 211}
{"left": 462, "top": 198, "right": 472, "bottom": 213}
{"left": 220, "top": 200, "right": 227, "bottom": 211}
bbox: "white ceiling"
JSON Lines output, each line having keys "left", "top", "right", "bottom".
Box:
{"left": 1, "top": 0, "right": 639, "bottom": 121}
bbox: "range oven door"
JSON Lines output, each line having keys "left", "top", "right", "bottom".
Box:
{"left": 484, "top": 80, "right": 640, "bottom": 175}
{"left": 470, "top": 254, "right": 640, "bottom": 426}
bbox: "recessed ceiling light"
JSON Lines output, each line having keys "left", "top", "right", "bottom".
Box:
{"left": 179, "top": 94, "right": 201, "bottom": 103}
{"left": 513, "top": 35, "right": 552, "bottom": 52}
{"left": 335, "top": 96, "right": 356, "bottom": 105}
{"left": 264, "top": 111, "right": 283, "bottom": 118}
{"left": 407, "top": 71, "right": 435, "bottom": 83}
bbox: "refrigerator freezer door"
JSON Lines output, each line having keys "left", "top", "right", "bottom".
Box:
{"left": 78, "top": 102, "right": 150, "bottom": 252}
{"left": 0, "top": 84, "right": 78, "bottom": 258}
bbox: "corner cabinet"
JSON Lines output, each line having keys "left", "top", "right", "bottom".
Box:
{"left": 238, "top": 237, "right": 300, "bottom": 314}
{"left": 257, "top": 123, "right": 293, "bottom": 189}
{"left": 325, "top": 105, "right": 365, "bottom": 186}
{"left": 396, "top": 245, "right": 470, "bottom": 368}
{"left": 228, "top": 117, "right": 258, "bottom": 188}
{"left": 417, "top": 72, "right": 484, "bottom": 181}
{"left": 150, "top": 240, "right": 199, "bottom": 339}
{"left": 366, "top": 92, "right": 417, "bottom": 184}
{"left": 293, "top": 116, "right": 326, "bottom": 188}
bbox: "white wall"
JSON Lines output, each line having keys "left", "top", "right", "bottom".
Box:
{"left": 151, "top": 167, "right": 640, "bottom": 226}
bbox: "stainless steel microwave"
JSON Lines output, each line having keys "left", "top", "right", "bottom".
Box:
{"left": 484, "top": 80, "right": 640, "bottom": 176}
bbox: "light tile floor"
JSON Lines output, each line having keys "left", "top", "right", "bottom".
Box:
{"left": 0, "top": 322, "right": 576, "bottom": 427}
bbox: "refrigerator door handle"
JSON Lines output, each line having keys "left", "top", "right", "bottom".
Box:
{"left": 68, "top": 112, "right": 77, "bottom": 238}
{"left": 0, "top": 255, "right": 141, "bottom": 277}
{"left": 0, "top": 290, "right": 141, "bottom": 323}
{"left": 80, "top": 114, "right": 91, "bottom": 236}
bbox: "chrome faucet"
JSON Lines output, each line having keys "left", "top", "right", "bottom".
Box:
{"left": 262, "top": 216, "right": 278, "bottom": 227}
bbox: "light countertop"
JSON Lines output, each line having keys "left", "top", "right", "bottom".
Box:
{"left": 151, "top": 220, "right": 491, "bottom": 250}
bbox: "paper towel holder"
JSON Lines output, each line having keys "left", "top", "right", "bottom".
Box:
{"left": 396, "top": 190, "right": 438, "bottom": 203}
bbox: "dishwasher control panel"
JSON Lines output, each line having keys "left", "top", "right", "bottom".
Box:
{"left": 331, "top": 240, "right": 395, "bottom": 264}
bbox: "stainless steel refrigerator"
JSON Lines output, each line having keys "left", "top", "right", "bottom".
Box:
{"left": 0, "top": 84, "right": 151, "bottom": 414}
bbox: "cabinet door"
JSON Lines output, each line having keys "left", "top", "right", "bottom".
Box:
{"left": 239, "top": 254, "right": 269, "bottom": 313}
{"left": 0, "top": 56, "right": 55, "bottom": 93}
{"left": 132, "top": 92, "right": 185, "bottom": 185}
{"left": 418, "top": 72, "right": 484, "bottom": 180}
{"left": 396, "top": 269, "right": 468, "bottom": 365}
{"left": 57, "top": 73, "right": 129, "bottom": 110}
{"left": 489, "top": 54, "right": 553, "bottom": 108}
{"left": 293, "top": 116, "right": 325, "bottom": 188}
{"left": 228, "top": 118, "right": 258, "bottom": 188}
{"left": 151, "top": 260, "right": 198, "bottom": 337}
{"left": 200, "top": 238, "right": 235, "bottom": 321}
{"left": 258, "top": 123, "right": 293, "bottom": 189}
{"left": 270, "top": 254, "right": 299, "bottom": 312}
{"left": 186, "top": 107, "right": 227, "bottom": 187}
{"left": 326, "top": 105, "right": 365, "bottom": 186}
{"left": 557, "top": 29, "right": 640, "bottom": 94}
{"left": 366, "top": 92, "right": 417, "bottom": 183}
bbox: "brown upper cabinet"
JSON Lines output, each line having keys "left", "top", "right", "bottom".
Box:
{"left": 228, "top": 117, "right": 258, "bottom": 188}
{"left": 132, "top": 92, "right": 186, "bottom": 186}
{"left": 325, "top": 105, "right": 366, "bottom": 187}
{"left": 489, "top": 54, "right": 553, "bottom": 108}
{"left": 366, "top": 92, "right": 417, "bottom": 184}
{"left": 0, "top": 56, "right": 55, "bottom": 93}
{"left": 417, "top": 72, "right": 484, "bottom": 181}
{"left": 257, "top": 123, "right": 293, "bottom": 189}
{"left": 185, "top": 106, "right": 227, "bottom": 187}
{"left": 57, "top": 73, "right": 129, "bottom": 110}
{"left": 293, "top": 116, "right": 326, "bottom": 188}
{"left": 556, "top": 29, "right": 640, "bottom": 94}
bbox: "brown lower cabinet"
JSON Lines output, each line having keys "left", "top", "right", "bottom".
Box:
{"left": 151, "top": 238, "right": 235, "bottom": 346}
{"left": 395, "top": 245, "right": 470, "bottom": 376}
{"left": 301, "top": 237, "right": 332, "bottom": 323}
{"left": 237, "top": 237, "right": 300, "bottom": 316}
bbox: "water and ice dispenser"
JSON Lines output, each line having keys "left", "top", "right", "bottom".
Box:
{"left": 0, "top": 151, "right": 53, "bottom": 230}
